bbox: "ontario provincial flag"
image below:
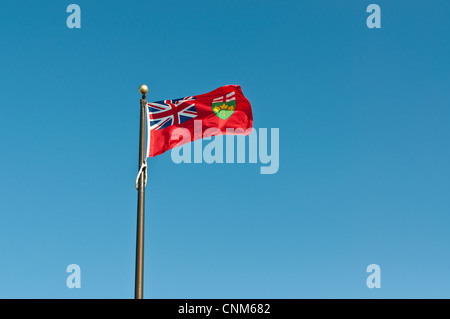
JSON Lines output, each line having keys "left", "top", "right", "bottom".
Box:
{"left": 146, "top": 85, "right": 253, "bottom": 157}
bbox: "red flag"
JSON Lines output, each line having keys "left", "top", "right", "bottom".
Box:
{"left": 146, "top": 85, "right": 253, "bottom": 157}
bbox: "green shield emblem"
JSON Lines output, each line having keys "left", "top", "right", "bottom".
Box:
{"left": 212, "top": 100, "right": 236, "bottom": 120}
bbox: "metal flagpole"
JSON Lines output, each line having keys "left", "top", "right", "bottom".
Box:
{"left": 135, "top": 84, "right": 148, "bottom": 299}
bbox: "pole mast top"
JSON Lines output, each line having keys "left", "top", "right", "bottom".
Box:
{"left": 139, "top": 84, "right": 149, "bottom": 99}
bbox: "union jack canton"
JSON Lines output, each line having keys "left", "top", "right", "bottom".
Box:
{"left": 147, "top": 96, "right": 197, "bottom": 131}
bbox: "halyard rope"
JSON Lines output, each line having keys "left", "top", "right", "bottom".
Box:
{"left": 135, "top": 160, "right": 147, "bottom": 190}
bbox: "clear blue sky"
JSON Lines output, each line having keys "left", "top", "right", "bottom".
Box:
{"left": 1, "top": 0, "right": 449, "bottom": 298}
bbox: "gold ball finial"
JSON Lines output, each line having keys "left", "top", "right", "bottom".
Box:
{"left": 139, "top": 84, "right": 149, "bottom": 95}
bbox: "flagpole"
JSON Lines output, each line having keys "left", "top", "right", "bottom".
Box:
{"left": 135, "top": 84, "right": 148, "bottom": 299}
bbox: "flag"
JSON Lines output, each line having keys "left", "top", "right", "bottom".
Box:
{"left": 146, "top": 85, "right": 253, "bottom": 157}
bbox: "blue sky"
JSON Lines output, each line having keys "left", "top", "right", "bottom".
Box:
{"left": 1, "top": 0, "right": 449, "bottom": 298}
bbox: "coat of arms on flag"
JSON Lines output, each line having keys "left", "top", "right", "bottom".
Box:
{"left": 212, "top": 91, "right": 236, "bottom": 120}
